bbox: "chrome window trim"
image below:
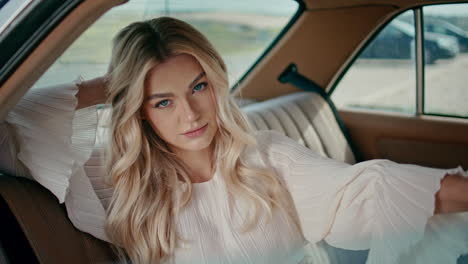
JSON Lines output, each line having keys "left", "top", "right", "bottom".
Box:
{"left": 415, "top": 8, "right": 425, "bottom": 116}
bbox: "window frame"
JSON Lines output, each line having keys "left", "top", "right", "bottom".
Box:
{"left": 0, "top": 0, "right": 83, "bottom": 87}
{"left": 230, "top": 0, "right": 306, "bottom": 92}
{"left": 420, "top": 4, "right": 468, "bottom": 119}
{"left": 328, "top": 4, "right": 468, "bottom": 119}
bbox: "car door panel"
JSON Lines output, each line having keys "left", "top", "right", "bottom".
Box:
{"left": 340, "top": 109, "right": 468, "bottom": 169}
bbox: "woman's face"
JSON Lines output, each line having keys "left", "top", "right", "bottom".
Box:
{"left": 142, "top": 54, "right": 218, "bottom": 154}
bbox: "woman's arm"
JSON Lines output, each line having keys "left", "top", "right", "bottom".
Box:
{"left": 435, "top": 172, "right": 468, "bottom": 214}
{"left": 75, "top": 76, "right": 108, "bottom": 109}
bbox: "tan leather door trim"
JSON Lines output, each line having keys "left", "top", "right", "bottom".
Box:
{"left": 340, "top": 109, "right": 468, "bottom": 168}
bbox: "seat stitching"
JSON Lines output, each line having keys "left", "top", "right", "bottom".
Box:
{"left": 258, "top": 109, "right": 287, "bottom": 134}
{"left": 287, "top": 99, "right": 328, "bottom": 157}
{"left": 277, "top": 104, "right": 309, "bottom": 148}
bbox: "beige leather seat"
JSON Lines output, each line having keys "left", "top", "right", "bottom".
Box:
{"left": 242, "top": 92, "right": 356, "bottom": 164}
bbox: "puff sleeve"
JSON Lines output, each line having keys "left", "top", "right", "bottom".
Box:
{"left": 255, "top": 130, "right": 468, "bottom": 264}
{"left": 4, "top": 82, "right": 98, "bottom": 203}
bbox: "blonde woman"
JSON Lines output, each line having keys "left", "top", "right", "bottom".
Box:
{"left": 2, "top": 17, "right": 468, "bottom": 264}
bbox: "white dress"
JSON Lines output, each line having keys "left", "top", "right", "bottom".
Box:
{"left": 1, "top": 83, "right": 468, "bottom": 264}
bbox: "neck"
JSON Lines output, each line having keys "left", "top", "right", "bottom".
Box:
{"left": 172, "top": 145, "right": 215, "bottom": 183}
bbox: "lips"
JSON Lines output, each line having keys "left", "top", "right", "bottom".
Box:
{"left": 183, "top": 124, "right": 208, "bottom": 138}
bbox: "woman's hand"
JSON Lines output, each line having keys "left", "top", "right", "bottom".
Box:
{"left": 435, "top": 172, "right": 468, "bottom": 214}
{"left": 75, "top": 76, "right": 108, "bottom": 109}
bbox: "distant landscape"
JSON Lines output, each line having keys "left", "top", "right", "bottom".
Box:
{"left": 35, "top": 12, "right": 287, "bottom": 87}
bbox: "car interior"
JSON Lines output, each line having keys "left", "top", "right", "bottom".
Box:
{"left": 1, "top": 0, "right": 467, "bottom": 263}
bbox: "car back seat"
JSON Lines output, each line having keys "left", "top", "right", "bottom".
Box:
{"left": 242, "top": 92, "right": 356, "bottom": 164}
{"left": 0, "top": 91, "right": 358, "bottom": 263}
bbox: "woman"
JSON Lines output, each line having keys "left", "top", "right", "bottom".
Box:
{"left": 103, "top": 17, "right": 306, "bottom": 263}
{"left": 2, "top": 17, "right": 468, "bottom": 264}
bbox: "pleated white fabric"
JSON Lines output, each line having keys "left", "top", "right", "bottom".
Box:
{"left": 256, "top": 131, "right": 468, "bottom": 264}
{"left": 4, "top": 83, "right": 97, "bottom": 203}
{"left": 168, "top": 171, "right": 308, "bottom": 264}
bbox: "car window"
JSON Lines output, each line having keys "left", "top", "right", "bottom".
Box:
{"left": 33, "top": 0, "right": 299, "bottom": 89}
{"left": 423, "top": 4, "right": 468, "bottom": 118}
{"left": 332, "top": 10, "right": 417, "bottom": 114}
{"left": 0, "top": 0, "right": 33, "bottom": 34}
{"left": 332, "top": 6, "right": 468, "bottom": 119}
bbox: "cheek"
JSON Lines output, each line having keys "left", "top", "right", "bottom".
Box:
{"left": 194, "top": 96, "right": 216, "bottom": 124}
{"left": 144, "top": 110, "right": 173, "bottom": 139}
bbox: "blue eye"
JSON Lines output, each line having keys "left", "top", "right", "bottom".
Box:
{"left": 192, "top": 82, "right": 207, "bottom": 93}
{"left": 155, "top": 99, "right": 171, "bottom": 108}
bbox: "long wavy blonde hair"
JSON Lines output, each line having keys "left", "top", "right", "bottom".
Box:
{"left": 105, "top": 17, "right": 302, "bottom": 264}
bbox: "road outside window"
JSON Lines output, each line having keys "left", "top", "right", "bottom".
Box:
{"left": 423, "top": 4, "right": 468, "bottom": 118}
{"left": 332, "top": 10, "right": 417, "bottom": 114}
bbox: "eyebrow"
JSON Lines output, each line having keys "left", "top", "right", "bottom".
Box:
{"left": 188, "top": 72, "right": 206, "bottom": 89}
{"left": 145, "top": 72, "right": 206, "bottom": 101}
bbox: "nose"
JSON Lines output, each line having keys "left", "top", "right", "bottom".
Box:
{"left": 181, "top": 98, "right": 200, "bottom": 122}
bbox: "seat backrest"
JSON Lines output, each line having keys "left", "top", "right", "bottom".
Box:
{"left": 242, "top": 92, "right": 356, "bottom": 164}
{"left": 0, "top": 175, "right": 117, "bottom": 264}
